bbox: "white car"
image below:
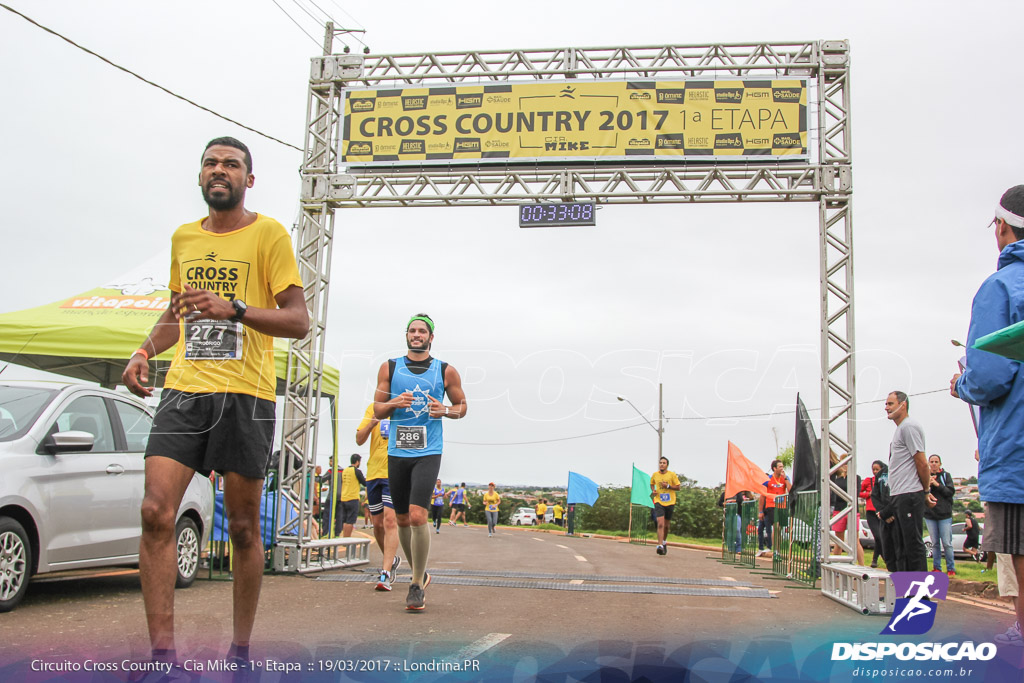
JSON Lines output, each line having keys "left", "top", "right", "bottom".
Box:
{"left": 510, "top": 507, "right": 537, "bottom": 526}
{"left": 0, "top": 382, "right": 214, "bottom": 612}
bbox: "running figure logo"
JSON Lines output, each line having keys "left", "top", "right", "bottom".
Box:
{"left": 882, "top": 572, "right": 949, "bottom": 635}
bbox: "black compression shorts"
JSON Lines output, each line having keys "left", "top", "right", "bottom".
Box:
{"left": 388, "top": 454, "right": 442, "bottom": 516}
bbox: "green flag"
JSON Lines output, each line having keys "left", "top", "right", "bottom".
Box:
{"left": 631, "top": 464, "right": 654, "bottom": 508}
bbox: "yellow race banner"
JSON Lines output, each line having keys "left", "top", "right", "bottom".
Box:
{"left": 342, "top": 79, "right": 807, "bottom": 165}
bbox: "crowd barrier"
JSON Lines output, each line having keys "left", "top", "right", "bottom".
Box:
{"left": 629, "top": 504, "right": 654, "bottom": 545}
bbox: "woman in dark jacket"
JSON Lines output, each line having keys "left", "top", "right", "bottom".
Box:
{"left": 861, "top": 460, "right": 884, "bottom": 568}
{"left": 870, "top": 461, "right": 897, "bottom": 571}
{"left": 923, "top": 454, "right": 956, "bottom": 575}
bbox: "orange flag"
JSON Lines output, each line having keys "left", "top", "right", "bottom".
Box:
{"left": 723, "top": 441, "right": 776, "bottom": 502}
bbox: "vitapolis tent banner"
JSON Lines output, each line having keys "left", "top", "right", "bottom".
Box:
{"left": 342, "top": 79, "right": 808, "bottom": 166}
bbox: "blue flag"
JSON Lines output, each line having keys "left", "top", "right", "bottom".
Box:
{"left": 567, "top": 471, "right": 599, "bottom": 506}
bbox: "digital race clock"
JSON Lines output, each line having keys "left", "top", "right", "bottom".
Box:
{"left": 518, "top": 202, "right": 596, "bottom": 228}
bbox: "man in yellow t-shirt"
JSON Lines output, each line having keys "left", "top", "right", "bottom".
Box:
{"left": 650, "top": 456, "right": 681, "bottom": 556}
{"left": 535, "top": 499, "right": 548, "bottom": 525}
{"left": 553, "top": 502, "right": 565, "bottom": 527}
{"left": 122, "top": 137, "right": 308, "bottom": 667}
{"left": 339, "top": 454, "right": 367, "bottom": 538}
{"left": 356, "top": 403, "right": 402, "bottom": 591}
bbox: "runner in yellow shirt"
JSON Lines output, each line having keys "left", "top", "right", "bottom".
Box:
{"left": 650, "top": 456, "right": 681, "bottom": 556}
{"left": 482, "top": 483, "right": 501, "bottom": 537}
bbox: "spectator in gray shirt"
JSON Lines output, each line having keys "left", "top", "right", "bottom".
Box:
{"left": 885, "top": 391, "right": 932, "bottom": 572}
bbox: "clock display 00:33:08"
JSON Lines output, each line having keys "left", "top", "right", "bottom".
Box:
{"left": 518, "top": 202, "right": 596, "bottom": 226}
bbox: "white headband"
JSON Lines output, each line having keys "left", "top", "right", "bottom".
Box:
{"left": 995, "top": 204, "right": 1024, "bottom": 228}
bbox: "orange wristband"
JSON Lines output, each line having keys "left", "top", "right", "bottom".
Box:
{"left": 133, "top": 348, "right": 150, "bottom": 361}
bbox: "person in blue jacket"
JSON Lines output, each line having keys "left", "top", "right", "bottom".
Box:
{"left": 951, "top": 184, "right": 1024, "bottom": 643}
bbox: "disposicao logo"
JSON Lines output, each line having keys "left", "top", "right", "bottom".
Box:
{"left": 883, "top": 572, "right": 946, "bottom": 635}
{"left": 831, "top": 572, "right": 997, "bottom": 663}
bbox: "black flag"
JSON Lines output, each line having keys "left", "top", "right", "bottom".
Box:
{"left": 790, "top": 393, "right": 820, "bottom": 494}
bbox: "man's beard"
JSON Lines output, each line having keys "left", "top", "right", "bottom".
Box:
{"left": 407, "top": 339, "right": 430, "bottom": 351}
{"left": 202, "top": 184, "right": 243, "bottom": 211}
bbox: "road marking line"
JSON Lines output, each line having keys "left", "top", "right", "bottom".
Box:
{"left": 532, "top": 537, "right": 544, "bottom": 542}
{"left": 452, "top": 633, "right": 512, "bottom": 661}
{"left": 570, "top": 579, "right": 584, "bottom": 585}
{"left": 556, "top": 544, "right": 568, "bottom": 549}
{"left": 720, "top": 576, "right": 737, "bottom": 581}
{"left": 575, "top": 555, "right": 587, "bottom": 562}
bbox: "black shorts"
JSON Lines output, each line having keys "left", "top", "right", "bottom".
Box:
{"left": 339, "top": 500, "right": 360, "bottom": 525}
{"left": 654, "top": 504, "right": 674, "bottom": 521}
{"left": 145, "top": 389, "right": 275, "bottom": 479}
{"left": 388, "top": 454, "right": 442, "bottom": 516}
{"left": 452, "top": 503, "right": 466, "bottom": 512}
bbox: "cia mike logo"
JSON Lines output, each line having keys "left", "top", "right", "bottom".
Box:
{"left": 883, "top": 572, "right": 949, "bottom": 635}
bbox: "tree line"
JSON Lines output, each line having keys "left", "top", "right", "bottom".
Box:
{"left": 459, "top": 475, "right": 724, "bottom": 539}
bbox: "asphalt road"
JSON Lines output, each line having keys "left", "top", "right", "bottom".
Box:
{"left": 2, "top": 524, "right": 1021, "bottom": 681}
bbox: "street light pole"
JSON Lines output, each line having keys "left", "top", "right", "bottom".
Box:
{"left": 617, "top": 383, "right": 665, "bottom": 461}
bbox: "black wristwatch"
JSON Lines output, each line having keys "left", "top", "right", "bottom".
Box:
{"left": 230, "top": 299, "right": 248, "bottom": 322}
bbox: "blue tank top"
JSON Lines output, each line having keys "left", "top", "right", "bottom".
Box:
{"left": 451, "top": 487, "right": 465, "bottom": 505}
{"left": 432, "top": 486, "right": 445, "bottom": 506}
{"left": 387, "top": 356, "right": 445, "bottom": 458}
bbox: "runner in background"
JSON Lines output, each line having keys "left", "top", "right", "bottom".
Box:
{"left": 483, "top": 483, "right": 501, "bottom": 537}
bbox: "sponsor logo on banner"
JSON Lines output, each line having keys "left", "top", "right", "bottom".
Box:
{"left": 454, "top": 138, "right": 481, "bottom": 153}
{"left": 400, "top": 140, "right": 425, "bottom": 154}
{"left": 350, "top": 97, "right": 375, "bottom": 112}
{"left": 686, "top": 89, "right": 711, "bottom": 102}
{"left": 715, "top": 88, "right": 744, "bottom": 103}
{"left": 714, "top": 133, "right": 743, "bottom": 149}
{"left": 629, "top": 92, "right": 652, "bottom": 100}
{"left": 656, "top": 89, "right": 686, "bottom": 104}
{"left": 773, "top": 87, "right": 803, "bottom": 103}
{"left": 61, "top": 295, "right": 169, "bottom": 311}
{"left": 429, "top": 96, "right": 453, "bottom": 106}
{"left": 773, "top": 133, "right": 803, "bottom": 149}
{"left": 628, "top": 138, "right": 651, "bottom": 147}
{"left": 456, "top": 94, "right": 483, "bottom": 109}
{"left": 656, "top": 134, "right": 685, "bottom": 149}
{"left": 831, "top": 572, "right": 997, "bottom": 663}
{"left": 687, "top": 136, "right": 710, "bottom": 148}
{"left": 427, "top": 142, "right": 452, "bottom": 152}
{"left": 347, "top": 141, "right": 372, "bottom": 156}
{"left": 402, "top": 96, "right": 427, "bottom": 111}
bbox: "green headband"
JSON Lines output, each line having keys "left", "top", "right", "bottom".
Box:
{"left": 407, "top": 315, "right": 434, "bottom": 333}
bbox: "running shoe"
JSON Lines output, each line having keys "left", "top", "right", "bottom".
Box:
{"left": 406, "top": 583, "right": 425, "bottom": 611}
{"left": 391, "top": 555, "right": 402, "bottom": 576}
{"left": 375, "top": 570, "right": 393, "bottom": 592}
{"left": 947, "top": 570, "right": 956, "bottom": 578}
{"left": 996, "top": 622, "right": 1023, "bottom": 647}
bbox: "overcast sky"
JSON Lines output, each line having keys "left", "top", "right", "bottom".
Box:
{"left": 1, "top": 0, "right": 1021, "bottom": 488}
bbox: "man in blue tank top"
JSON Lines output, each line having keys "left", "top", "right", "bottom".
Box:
{"left": 374, "top": 313, "right": 467, "bottom": 611}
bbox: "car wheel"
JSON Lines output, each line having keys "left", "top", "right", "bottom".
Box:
{"left": 175, "top": 517, "right": 200, "bottom": 589}
{"left": 0, "top": 517, "right": 32, "bottom": 612}
{"left": 924, "top": 540, "right": 933, "bottom": 556}
{"left": 515, "top": 520, "right": 521, "bottom": 526}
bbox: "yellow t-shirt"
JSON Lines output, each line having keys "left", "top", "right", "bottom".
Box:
{"left": 164, "top": 215, "right": 303, "bottom": 401}
{"left": 483, "top": 491, "right": 501, "bottom": 512}
{"left": 358, "top": 403, "right": 389, "bottom": 481}
{"left": 553, "top": 504, "right": 564, "bottom": 519}
{"left": 340, "top": 465, "right": 362, "bottom": 502}
{"left": 536, "top": 503, "right": 547, "bottom": 517}
{"left": 650, "top": 470, "right": 681, "bottom": 506}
